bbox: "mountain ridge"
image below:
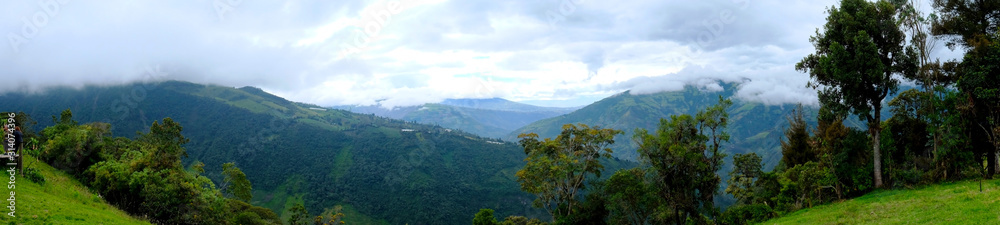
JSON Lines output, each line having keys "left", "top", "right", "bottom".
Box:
{"left": 0, "top": 80, "right": 546, "bottom": 225}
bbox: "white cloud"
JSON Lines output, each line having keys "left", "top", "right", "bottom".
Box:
{"left": 2, "top": 0, "right": 919, "bottom": 108}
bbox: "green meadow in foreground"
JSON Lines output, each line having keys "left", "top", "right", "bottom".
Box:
{"left": 0, "top": 155, "right": 150, "bottom": 225}
{"left": 766, "top": 179, "right": 1000, "bottom": 225}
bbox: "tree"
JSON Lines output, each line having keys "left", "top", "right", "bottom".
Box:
{"left": 473, "top": 208, "right": 499, "bottom": 225}
{"left": 288, "top": 203, "right": 310, "bottom": 225}
{"left": 780, "top": 105, "right": 814, "bottom": 167}
{"left": 931, "top": 0, "right": 1000, "bottom": 50}
{"left": 932, "top": 0, "right": 1000, "bottom": 176}
{"left": 605, "top": 168, "right": 657, "bottom": 225}
{"left": 727, "top": 153, "right": 763, "bottom": 205}
{"left": 313, "top": 205, "right": 346, "bottom": 225}
{"left": 796, "top": 0, "right": 919, "bottom": 188}
{"left": 137, "top": 117, "right": 190, "bottom": 170}
{"left": 957, "top": 32, "right": 1000, "bottom": 177}
{"left": 516, "top": 124, "right": 622, "bottom": 221}
{"left": 222, "top": 162, "right": 253, "bottom": 202}
{"left": 634, "top": 97, "right": 731, "bottom": 224}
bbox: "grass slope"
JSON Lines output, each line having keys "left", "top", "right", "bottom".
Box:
{"left": 765, "top": 179, "right": 1000, "bottom": 224}
{"left": 0, "top": 155, "right": 150, "bottom": 225}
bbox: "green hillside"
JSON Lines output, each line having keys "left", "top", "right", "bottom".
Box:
{"left": 765, "top": 179, "right": 1000, "bottom": 224}
{"left": 0, "top": 81, "right": 548, "bottom": 225}
{"left": 1, "top": 155, "right": 151, "bottom": 225}
{"left": 511, "top": 83, "right": 818, "bottom": 169}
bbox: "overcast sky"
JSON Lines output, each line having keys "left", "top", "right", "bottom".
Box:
{"left": 0, "top": 0, "right": 965, "bottom": 108}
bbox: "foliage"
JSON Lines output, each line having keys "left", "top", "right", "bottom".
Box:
{"left": 727, "top": 153, "right": 763, "bottom": 205}
{"left": 930, "top": 0, "right": 1000, "bottom": 50}
{"left": 24, "top": 167, "right": 46, "bottom": 184}
{"left": 227, "top": 198, "right": 282, "bottom": 225}
{"left": 717, "top": 203, "right": 774, "bottom": 225}
{"left": 516, "top": 123, "right": 622, "bottom": 220}
{"left": 604, "top": 168, "right": 658, "bottom": 225}
{"left": 832, "top": 128, "right": 876, "bottom": 198}
{"left": 797, "top": 0, "right": 919, "bottom": 188}
{"left": 500, "top": 216, "right": 547, "bottom": 225}
{"left": 634, "top": 97, "right": 731, "bottom": 224}
{"left": 554, "top": 188, "right": 609, "bottom": 225}
{"left": 0, "top": 155, "right": 151, "bottom": 225}
{"left": 223, "top": 162, "right": 253, "bottom": 202}
{"left": 39, "top": 109, "right": 110, "bottom": 175}
{"left": 474, "top": 208, "right": 500, "bottom": 225}
{"left": 956, "top": 32, "right": 1000, "bottom": 177}
{"left": 781, "top": 105, "right": 814, "bottom": 167}
{"left": 313, "top": 205, "right": 347, "bottom": 225}
{"left": 288, "top": 202, "right": 310, "bottom": 225}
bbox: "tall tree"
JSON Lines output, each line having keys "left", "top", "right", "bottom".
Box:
{"left": 796, "top": 0, "right": 918, "bottom": 188}
{"left": 222, "top": 162, "right": 253, "bottom": 202}
{"left": 516, "top": 124, "right": 622, "bottom": 221}
{"left": 957, "top": 33, "right": 1000, "bottom": 177}
{"left": 634, "top": 97, "right": 731, "bottom": 224}
{"left": 727, "top": 153, "right": 763, "bottom": 205}
{"left": 780, "top": 105, "right": 814, "bottom": 167}
{"left": 932, "top": 0, "right": 1000, "bottom": 176}
{"left": 605, "top": 168, "right": 658, "bottom": 225}
{"left": 931, "top": 0, "right": 1000, "bottom": 50}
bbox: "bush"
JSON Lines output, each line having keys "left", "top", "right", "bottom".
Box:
{"left": 500, "top": 216, "right": 547, "bottom": 225}
{"left": 24, "top": 167, "right": 44, "bottom": 184}
{"left": 718, "top": 204, "right": 775, "bottom": 225}
{"left": 234, "top": 211, "right": 267, "bottom": 225}
{"left": 41, "top": 123, "right": 111, "bottom": 175}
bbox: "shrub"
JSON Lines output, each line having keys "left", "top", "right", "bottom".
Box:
{"left": 718, "top": 204, "right": 775, "bottom": 225}
{"left": 24, "top": 167, "right": 44, "bottom": 184}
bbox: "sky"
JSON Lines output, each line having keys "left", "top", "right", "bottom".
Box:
{"left": 0, "top": 0, "right": 966, "bottom": 108}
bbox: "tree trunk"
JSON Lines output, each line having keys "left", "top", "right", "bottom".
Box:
{"left": 873, "top": 126, "right": 884, "bottom": 188}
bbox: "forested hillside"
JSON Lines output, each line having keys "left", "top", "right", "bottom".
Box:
{"left": 0, "top": 81, "right": 558, "bottom": 224}
{"left": 511, "top": 83, "right": 821, "bottom": 169}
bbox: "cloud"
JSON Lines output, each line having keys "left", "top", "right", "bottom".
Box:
{"left": 4, "top": 0, "right": 937, "bottom": 108}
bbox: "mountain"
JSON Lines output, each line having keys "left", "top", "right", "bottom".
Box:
{"left": 510, "top": 83, "right": 819, "bottom": 170}
{"left": 440, "top": 98, "right": 579, "bottom": 113}
{"left": 333, "top": 98, "right": 576, "bottom": 139}
{"left": 0, "top": 81, "right": 550, "bottom": 225}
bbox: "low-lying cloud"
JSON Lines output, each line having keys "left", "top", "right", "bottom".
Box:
{"left": 1, "top": 0, "right": 962, "bottom": 108}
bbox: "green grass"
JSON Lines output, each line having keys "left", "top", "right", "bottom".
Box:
{"left": 0, "top": 155, "right": 151, "bottom": 225}
{"left": 765, "top": 179, "right": 1000, "bottom": 224}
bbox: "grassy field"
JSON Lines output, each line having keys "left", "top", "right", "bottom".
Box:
{"left": 765, "top": 179, "right": 1000, "bottom": 224}
{"left": 0, "top": 155, "right": 150, "bottom": 225}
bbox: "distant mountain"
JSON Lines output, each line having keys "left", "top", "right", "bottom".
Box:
{"left": 440, "top": 98, "right": 579, "bottom": 113}
{"left": 510, "top": 83, "right": 819, "bottom": 170}
{"left": 333, "top": 98, "right": 576, "bottom": 139}
{"left": 0, "top": 81, "right": 565, "bottom": 225}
